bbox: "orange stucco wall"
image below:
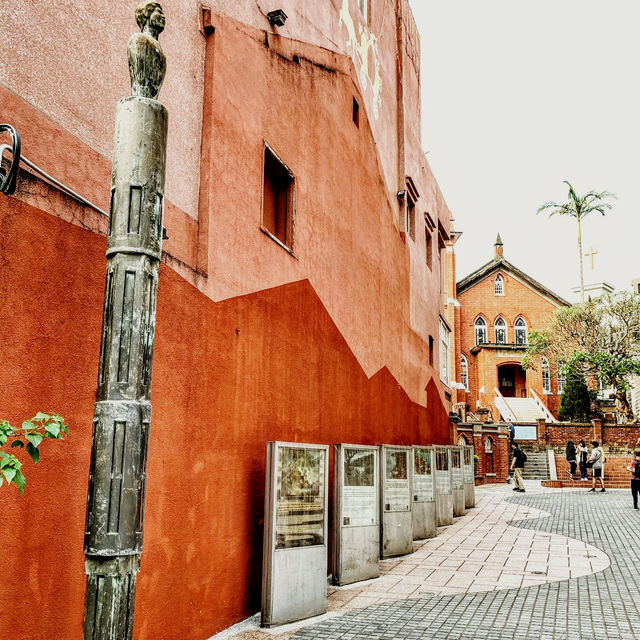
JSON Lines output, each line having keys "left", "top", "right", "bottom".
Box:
{"left": 456, "top": 263, "right": 563, "bottom": 419}
{"left": 0, "top": 199, "right": 449, "bottom": 639}
{"left": 0, "top": 0, "right": 450, "bottom": 640}
{"left": 1, "top": 2, "right": 454, "bottom": 637}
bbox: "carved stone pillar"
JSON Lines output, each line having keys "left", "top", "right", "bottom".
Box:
{"left": 83, "top": 4, "right": 167, "bottom": 638}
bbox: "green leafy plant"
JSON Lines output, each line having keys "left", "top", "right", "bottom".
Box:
{"left": 537, "top": 181, "right": 615, "bottom": 302}
{"left": 524, "top": 292, "right": 640, "bottom": 421}
{"left": 0, "top": 413, "right": 69, "bottom": 494}
{"left": 558, "top": 370, "right": 591, "bottom": 422}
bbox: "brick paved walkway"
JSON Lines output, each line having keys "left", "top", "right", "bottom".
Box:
{"left": 214, "top": 483, "right": 640, "bottom": 640}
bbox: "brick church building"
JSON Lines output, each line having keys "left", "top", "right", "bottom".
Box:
{"left": 451, "top": 235, "right": 570, "bottom": 423}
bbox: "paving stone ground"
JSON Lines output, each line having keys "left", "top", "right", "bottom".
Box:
{"left": 293, "top": 486, "right": 640, "bottom": 640}
{"left": 214, "top": 483, "right": 640, "bottom": 640}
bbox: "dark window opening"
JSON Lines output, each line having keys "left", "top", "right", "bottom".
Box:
{"left": 429, "top": 335, "right": 434, "bottom": 366}
{"left": 263, "top": 146, "right": 294, "bottom": 248}
{"left": 352, "top": 98, "right": 360, "bottom": 128}
{"left": 406, "top": 194, "right": 416, "bottom": 241}
{"left": 425, "top": 227, "right": 432, "bottom": 269}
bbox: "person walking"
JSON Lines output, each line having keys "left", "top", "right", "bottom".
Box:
{"left": 577, "top": 439, "right": 589, "bottom": 481}
{"left": 588, "top": 441, "right": 605, "bottom": 492}
{"left": 510, "top": 445, "right": 527, "bottom": 493}
{"left": 566, "top": 440, "right": 577, "bottom": 480}
{"left": 629, "top": 451, "right": 640, "bottom": 510}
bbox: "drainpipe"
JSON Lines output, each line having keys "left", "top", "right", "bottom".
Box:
{"left": 83, "top": 3, "right": 168, "bottom": 638}
{"left": 395, "top": 0, "right": 406, "bottom": 232}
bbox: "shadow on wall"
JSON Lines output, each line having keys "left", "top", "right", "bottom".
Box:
{"left": 0, "top": 202, "right": 451, "bottom": 640}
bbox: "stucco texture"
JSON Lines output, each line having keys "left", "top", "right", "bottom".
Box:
{"left": 0, "top": 198, "right": 449, "bottom": 639}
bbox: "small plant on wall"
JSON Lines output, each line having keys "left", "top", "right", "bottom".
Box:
{"left": 0, "top": 413, "right": 68, "bottom": 494}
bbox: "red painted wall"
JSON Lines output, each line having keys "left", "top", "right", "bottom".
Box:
{"left": 0, "top": 200, "right": 449, "bottom": 639}
{"left": 0, "top": 4, "right": 454, "bottom": 638}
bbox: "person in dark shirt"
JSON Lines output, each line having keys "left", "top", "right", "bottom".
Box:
{"left": 566, "top": 440, "right": 577, "bottom": 479}
{"left": 629, "top": 451, "right": 640, "bottom": 510}
{"left": 510, "top": 446, "right": 526, "bottom": 493}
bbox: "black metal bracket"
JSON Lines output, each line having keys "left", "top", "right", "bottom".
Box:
{"left": 0, "top": 124, "right": 21, "bottom": 195}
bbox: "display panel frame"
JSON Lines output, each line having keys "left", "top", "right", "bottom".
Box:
{"left": 412, "top": 446, "right": 435, "bottom": 503}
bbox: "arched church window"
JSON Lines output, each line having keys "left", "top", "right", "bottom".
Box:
{"left": 460, "top": 355, "right": 469, "bottom": 391}
{"left": 542, "top": 357, "right": 551, "bottom": 394}
{"left": 515, "top": 317, "right": 527, "bottom": 345}
{"left": 495, "top": 317, "right": 507, "bottom": 344}
{"left": 458, "top": 434, "right": 469, "bottom": 445}
{"left": 494, "top": 274, "right": 504, "bottom": 296}
{"left": 558, "top": 362, "right": 566, "bottom": 394}
{"left": 475, "top": 317, "right": 487, "bottom": 345}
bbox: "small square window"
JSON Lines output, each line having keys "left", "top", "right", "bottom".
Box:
{"left": 262, "top": 145, "right": 294, "bottom": 248}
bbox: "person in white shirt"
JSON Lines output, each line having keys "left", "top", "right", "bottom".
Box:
{"left": 588, "top": 441, "right": 605, "bottom": 492}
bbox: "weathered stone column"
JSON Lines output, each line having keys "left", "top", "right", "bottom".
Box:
{"left": 83, "top": 3, "right": 167, "bottom": 638}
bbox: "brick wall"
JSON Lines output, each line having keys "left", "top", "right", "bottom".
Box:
{"left": 554, "top": 454, "right": 637, "bottom": 482}
{"left": 545, "top": 422, "right": 640, "bottom": 449}
{"left": 546, "top": 424, "right": 594, "bottom": 446}
{"left": 457, "top": 423, "right": 510, "bottom": 484}
{"left": 455, "top": 259, "right": 564, "bottom": 420}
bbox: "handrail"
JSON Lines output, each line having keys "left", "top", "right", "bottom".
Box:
{"left": 530, "top": 388, "right": 558, "bottom": 423}
{"left": 494, "top": 387, "right": 517, "bottom": 422}
{"left": 0, "top": 142, "right": 107, "bottom": 216}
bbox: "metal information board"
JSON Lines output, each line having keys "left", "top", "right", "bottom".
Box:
{"left": 412, "top": 446, "right": 437, "bottom": 540}
{"left": 434, "top": 445, "right": 453, "bottom": 526}
{"left": 262, "top": 442, "right": 329, "bottom": 627}
{"left": 450, "top": 446, "right": 466, "bottom": 517}
{"left": 333, "top": 444, "right": 379, "bottom": 585}
{"left": 380, "top": 445, "right": 413, "bottom": 558}
{"left": 462, "top": 445, "right": 476, "bottom": 508}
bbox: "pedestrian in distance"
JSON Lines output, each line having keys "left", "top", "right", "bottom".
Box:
{"left": 566, "top": 440, "right": 577, "bottom": 480}
{"left": 628, "top": 451, "right": 640, "bottom": 510}
{"left": 510, "top": 445, "right": 527, "bottom": 493}
{"left": 587, "top": 440, "right": 605, "bottom": 492}
{"left": 577, "top": 439, "right": 589, "bottom": 481}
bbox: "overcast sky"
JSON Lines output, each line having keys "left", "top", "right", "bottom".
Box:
{"left": 410, "top": 0, "right": 639, "bottom": 301}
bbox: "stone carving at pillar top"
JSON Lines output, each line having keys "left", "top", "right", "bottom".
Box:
{"left": 128, "top": 1, "right": 167, "bottom": 99}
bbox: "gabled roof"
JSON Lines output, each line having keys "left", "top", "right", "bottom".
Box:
{"left": 456, "top": 255, "right": 570, "bottom": 307}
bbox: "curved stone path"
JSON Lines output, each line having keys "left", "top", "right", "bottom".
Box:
{"left": 289, "top": 487, "right": 638, "bottom": 640}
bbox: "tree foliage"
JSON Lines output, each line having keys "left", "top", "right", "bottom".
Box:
{"left": 537, "top": 181, "right": 615, "bottom": 302}
{"left": 0, "top": 413, "right": 68, "bottom": 494}
{"left": 523, "top": 292, "right": 640, "bottom": 420}
{"left": 558, "top": 372, "right": 591, "bottom": 422}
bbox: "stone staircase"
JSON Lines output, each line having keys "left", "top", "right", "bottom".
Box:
{"left": 502, "top": 397, "right": 546, "bottom": 422}
{"left": 520, "top": 450, "right": 549, "bottom": 480}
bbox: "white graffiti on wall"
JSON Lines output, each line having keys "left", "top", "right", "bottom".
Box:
{"left": 339, "top": 0, "right": 382, "bottom": 119}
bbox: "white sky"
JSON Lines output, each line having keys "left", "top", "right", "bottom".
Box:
{"left": 410, "top": 0, "right": 640, "bottom": 301}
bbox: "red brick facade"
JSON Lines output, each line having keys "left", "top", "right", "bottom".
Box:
{"left": 543, "top": 422, "right": 640, "bottom": 449}
{"left": 453, "top": 240, "right": 567, "bottom": 421}
{"left": 457, "top": 423, "right": 510, "bottom": 484}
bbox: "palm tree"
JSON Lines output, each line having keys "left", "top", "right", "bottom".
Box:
{"left": 537, "top": 181, "right": 615, "bottom": 302}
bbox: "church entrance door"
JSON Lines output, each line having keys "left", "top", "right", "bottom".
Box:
{"left": 498, "top": 363, "right": 526, "bottom": 398}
